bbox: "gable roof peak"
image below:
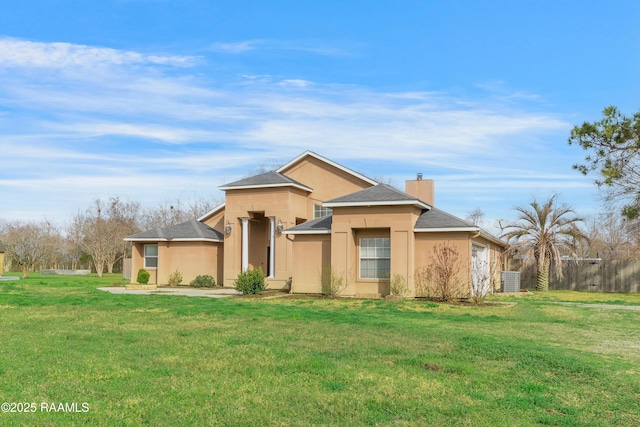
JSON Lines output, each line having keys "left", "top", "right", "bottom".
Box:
{"left": 277, "top": 151, "right": 378, "bottom": 186}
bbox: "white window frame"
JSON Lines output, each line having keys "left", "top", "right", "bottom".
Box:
{"left": 313, "top": 204, "right": 332, "bottom": 219}
{"left": 359, "top": 237, "right": 390, "bottom": 279}
{"left": 144, "top": 244, "right": 158, "bottom": 269}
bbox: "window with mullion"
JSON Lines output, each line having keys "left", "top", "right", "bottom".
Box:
{"left": 359, "top": 237, "right": 390, "bottom": 279}
{"left": 313, "top": 204, "right": 332, "bottom": 219}
{"left": 144, "top": 244, "right": 158, "bottom": 268}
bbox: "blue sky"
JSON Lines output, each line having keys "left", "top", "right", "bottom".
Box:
{"left": 1, "top": 0, "right": 639, "bottom": 233}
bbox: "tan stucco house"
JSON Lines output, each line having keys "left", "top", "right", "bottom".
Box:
{"left": 125, "top": 151, "right": 505, "bottom": 297}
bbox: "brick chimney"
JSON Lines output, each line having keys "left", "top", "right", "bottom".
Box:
{"left": 405, "top": 174, "right": 434, "bottom": 206}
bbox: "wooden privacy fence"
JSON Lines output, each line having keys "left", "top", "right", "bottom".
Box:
{"left": 510, "top": 259, "right": 640, "bottom": 293}
{"left": 123, "top": 258, "right": 132, "bottom": 281}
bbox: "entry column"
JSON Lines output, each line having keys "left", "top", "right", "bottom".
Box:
{"left": 268, "top": 217, "right": 276, "bottom": 278}
{"left": 241, "top": 217, "right": 249, "bottom": 272}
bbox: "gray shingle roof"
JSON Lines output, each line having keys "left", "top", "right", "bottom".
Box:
{"left": 414, "top": 207, "right": 505, "bottom": 245}
{"left": 324, "top": 184, "right": 430, "bottom": 208}
{"left": 219, "top": 171, "right": 312, "bottom": 191}
{"left": 125, "top": 219, "right": 223, "bottom": 241}
{"left": 284, "top": 215, "right": 332, "bottom": 234}
{"left": 283, "top": 208, "right": 504, "bottom": 245}
{"left": 414, "top": 207, "right": 476, "bottom": 229}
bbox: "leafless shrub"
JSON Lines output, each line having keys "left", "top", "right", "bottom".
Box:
{"left": 471, "top": 258, "right": 491, "bottom": 304}
{"left": 389, "top": 274, "right": 409, "bottom": 297}
{"left": 414, "top": 266, "right": 432, "bottom": 298}
{"left": 321, "top": 267, "right": 351, "bottom": 297}
{"left": 168, "top": 270, "right": 183, "bottom": 286}
{"left": 428, "top": 243, "right": 466, "bottom": 302}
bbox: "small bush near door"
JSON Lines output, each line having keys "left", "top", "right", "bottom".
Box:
{"left": 137, "top": 269, "right": 150, "bottom": 284}
{"left": 168, "top": 270, "right": 183, "bottom": 286}
{"left": 234, "top": 268, "right": 266, "bottom": 295}
{"left": 190, "top": 275, "right": 216, "bottom": 288}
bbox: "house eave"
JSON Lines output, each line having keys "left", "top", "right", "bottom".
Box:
{"left": 324, "top": 200, "right": 430, "bottom": 209}
{"left": 414, "top": 227, "right": 479, "bottom": 233}
{"left": 414, "top": 227, "right": 504, "bottom": 246}
{"left": 197, "top": 202, "right": 225, "bottom": 222}
{"left": 283, "top": 230, "right": 332, "bottom": 235}
{"left": 219, "top": 183, "right": 313, "bottom": 192}
{"left": 123, "top": 237, "right": 223, "bottom": 243}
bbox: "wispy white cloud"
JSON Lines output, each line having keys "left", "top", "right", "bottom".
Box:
{"left": 44, "top": 121, "right": 226, "bottom": 144}
{"left": 209, "top": 39, "right": 355, "bottom": 56}
{"left": 210, "top": 40, "right": 261, "bottom": 53}
{"left": 0, "top": 37, "right": 197, "bottom": 70}
{"left": 0, "top": 38, "right": 592, "bottom": 224}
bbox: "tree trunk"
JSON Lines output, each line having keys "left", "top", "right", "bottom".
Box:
{"left": 22, "top": 265, "right": 29, "bottom": 278}
{"left": 94, "top": 260, "right": 104, "bottom": 277}
{"left": 536, "top": 262, "right": 549, "bottom": 291}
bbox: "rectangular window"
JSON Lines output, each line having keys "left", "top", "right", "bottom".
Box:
{"left": 144, "top": 244, "right": 158, "bottom": 268}
{"left": 359, "top": 237, "right": 390, "bottom": 279}
{"left": 313, "top": 204, "right": 332, "bottom": 219}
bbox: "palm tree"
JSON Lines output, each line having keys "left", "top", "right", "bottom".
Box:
{"left": 502, "top": 195, "right": 587, "bottom": 291}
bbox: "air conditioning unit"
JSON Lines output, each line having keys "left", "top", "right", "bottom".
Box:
{"left": 502, "top": 271, "right": 520, "bottom": 293}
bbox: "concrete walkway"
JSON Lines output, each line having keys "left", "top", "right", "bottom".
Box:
{"left": 97, "top": 287, "right": 242, "bottom": 298}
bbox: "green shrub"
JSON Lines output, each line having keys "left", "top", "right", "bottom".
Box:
{"left": 190, "top": 275, "right": 215, "bottom": 288}
{"left": 137, "top": 269, "right": 150, "bottom": 284}
{"left": 234, "top": 268, "right": 266, "bottom": 295}
{"left": 168, "top": 270, "right": 183, "bottom": 286}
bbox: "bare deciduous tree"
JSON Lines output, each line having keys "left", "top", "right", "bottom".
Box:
{"left": 579, "top": 213, "right": 639, "bottom": 260}
{"left": 466, "top": 208, "right": 485, "bottom": 226}
{"left": 73, "top": 198, "right": 140, "bottom": 277}
{"left": 2, "top": 220, "right": 58, "bottom": 277}
{"left": 139, "top": 195, "right": 221, "bottom": 230}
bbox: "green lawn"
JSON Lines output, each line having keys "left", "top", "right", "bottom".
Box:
{"left": 1, "top": 274, "right": 639, "bottom": 426}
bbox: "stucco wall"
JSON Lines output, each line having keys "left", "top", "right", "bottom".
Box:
{"left": 131, "top": 243, "right": 157, "bottom": 284}
{"left": 414, "top": 232, "right": 504, "bottom": 296}
{"left": 222, "top": 187, "right": 309, "bottom": 288}
{"left": 158, "top": 241, "right": 222, "bottom": 285}
{"left": 202, "top": 208, "right": 225, "bottom": 234}
{"left": 290, "top": 234, "right": 331, "bottom": 294}
{"left": 131, "top": 241, "right": 222, "bottom": 286}
{"left": 330, "top": 205, "right": 421, "bottom": 297}
{"left": 279, "top": 155, "right": 373, "bottom": 221}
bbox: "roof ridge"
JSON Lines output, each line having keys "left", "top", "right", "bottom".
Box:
{"left": 191, "top": 219, "right": 206, "bottom": 238}
{"left": 376, "top": 183, "right": 418, "bottom": 199}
